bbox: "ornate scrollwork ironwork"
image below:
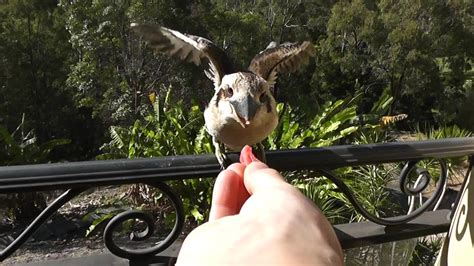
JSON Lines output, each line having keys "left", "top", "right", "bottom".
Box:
{"left": 103, "top": 181, "right": 185, "bottom": 259}
{"left": 319, "top": 159, "right": 448, "bottom": 226}
{"left": 0, "top": 182, "right": 184, "bottom": 262}
{"left": 0, "top": 188, "right": 86, "bottom": 261}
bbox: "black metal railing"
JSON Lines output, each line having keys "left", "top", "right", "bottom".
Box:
{"left": 1, "top": 137, "right": 473, "bottom": 263}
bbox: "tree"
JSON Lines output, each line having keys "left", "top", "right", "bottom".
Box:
{"left": 0, "top": 0, "right": 102, "bottom": 160}
{"left": 60, "top": 0, "right": 218, "bottom": 127}
{"left": 315, "top": 0, "right": 473, "bottom": 125}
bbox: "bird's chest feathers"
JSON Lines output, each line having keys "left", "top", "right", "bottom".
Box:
{"left": 204, "top": 105, "right": 277, "bottom": 150}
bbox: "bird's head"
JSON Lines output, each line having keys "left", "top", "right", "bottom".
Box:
{"left": 216, "top": 72, "right": 274, "bottom": 128}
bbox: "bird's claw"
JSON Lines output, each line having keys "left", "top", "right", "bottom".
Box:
{"left": 216, "top": 150, "right": 232, "bottom": 170}
{"left": 213, "top": 137, "right": 232, "bottom": 169}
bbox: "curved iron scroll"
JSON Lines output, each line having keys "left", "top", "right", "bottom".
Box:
{"left": 103, "top": 182, "right": 185, "bottom": 259}
{"left": 0, "top": 188, "right": 86, "bottom": 261}
{"left": 0, "top": 182, "right": 184, "bottom": 262}
{"left": 320, "top": 159, "right": 448, "bottom": 226}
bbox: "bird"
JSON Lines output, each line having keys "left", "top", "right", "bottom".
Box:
{"left": 130, "top": 23, "right": 315, "bottom": 168}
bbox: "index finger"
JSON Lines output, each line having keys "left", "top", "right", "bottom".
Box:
{"left": 243, "top": 162, "right": 288, "bottom": 195}
{"left": 209, "top": 163, "right": 247, "bottom": 221}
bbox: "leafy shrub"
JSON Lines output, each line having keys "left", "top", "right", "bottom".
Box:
{"left": 266, "top": 94, "right": 359, "bottom": 150}
{"left": 99, "top": 88, "right": 212, "bottom": 159}
{"left": 0, "top": 114, "right": 71, "bottom": 165}
{"left": 0, "top": 114, "right": 70, "bottom": 221}
{"left": 412, "top": 124, "right": 473, "bottom": 185}
{"left": 283, "top": 89, "right": 409, "bottom": 223}
{"left": 99, "top": 87, "right": 213, "bottom": 224}
{"left": 456, "top": 81, "right": 474, "bottom": 132}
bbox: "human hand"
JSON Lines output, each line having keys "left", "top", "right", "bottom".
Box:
{"left": 177, "top": 147, "right": 343, "bottom": 265}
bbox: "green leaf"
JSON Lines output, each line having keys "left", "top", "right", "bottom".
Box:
{"left": 190, "top": 207, "right": 204, "bottom": 222}
{"left": 370, "top": 88, "right": 393, "bottom": 115}
{"left": 85, "top": 212, "right": 118, "bottom": 237}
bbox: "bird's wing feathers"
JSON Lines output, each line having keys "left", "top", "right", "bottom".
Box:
{"left": 248, "top": 41, "right": 315, "bottom": 87}
{"left": 131, "top": 23, "right": 234, "bottom": 89}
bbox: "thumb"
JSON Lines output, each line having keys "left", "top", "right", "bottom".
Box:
{"left": 243, "top": 161, "right": 288, "bottom": 195}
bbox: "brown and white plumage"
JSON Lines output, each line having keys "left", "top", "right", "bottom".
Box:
{"left": 204, "top": 72, "right": 278, "bottom": 150}
{"left": 130, "top": 23, "right": 234, "bottom": 89}
{"left": 249, "top": 41, "right": 316, "bottom": 87}
{"left": 131, "top": 23, "right": 315, "bottom": 167}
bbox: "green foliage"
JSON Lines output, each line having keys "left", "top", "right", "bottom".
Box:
{"left": 416, "top": 124, "right": 472, "bottom": 141}
{"left": 0, "top": 0, "right": 105, "bottom": 161}
{"left": 352, "top": 87, "right": 400, "bottom": 139}
{"left": 293, "top": 177, "right": 349, "bottom": 224}
{"left": 266, "top": 94, "right": 360, "bottom": 150}
{"left": 99, "top": 87, "right": 213, "bottom": 223}
{"left": 293, "top": 160, "right": 402, "bottom": 224}
{"left": 1, "top": 0, "right": 472, "bottom": 163}
{"left": 58, "top": 0, "right": 213, "bottom": 126}
{"left": 455, "top": 71, "right": 474, "bottom": 131}
{"left": 345, "top": 239, "right": 417, "bottom": 266}
{"left": 83, "top": 206, "right": 127, "bottom": 237}
{"left": 413, "top": 124, "right": 473, "bottom": 183}
{"left": 339, "top": 164, "right": 402, "bottom": 222}
{"left": 99, "top": 87, "right": 212, "bottom": 159}
{"left": 264, "top": 90, "right": 404, "bottom": 224}
{"left": 316, "top": 0, "right": 473, "bottom": 124}
{"left": 0, "top": 115, "right": 70, "bottom": 221}
{"left": 288, "top": 90, "right": 406, "bottom": 224}
{"left": 409, "top": 236, "right": 443, "bottom": 266}
{"left": 0, "top": 114, "right": 70, "bottom": 166}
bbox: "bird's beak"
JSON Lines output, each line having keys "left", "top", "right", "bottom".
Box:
{"left": 230, "top": 96, "right": 258, "bottom": 128}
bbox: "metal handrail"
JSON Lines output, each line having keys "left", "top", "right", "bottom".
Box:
{"left": 1, "top": 137, "right": 473, "bottom": 193}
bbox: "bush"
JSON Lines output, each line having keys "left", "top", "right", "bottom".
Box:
{"left": 99, "top": 87, "right": 213, "bottom": 224}
{"left": 0, "top": 114, "right": 70, "bottom": 222}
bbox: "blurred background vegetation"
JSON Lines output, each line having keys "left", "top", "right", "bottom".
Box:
{"left": 0, "top": 0, "right": 473, "bottom": 264}
{"left": 1, "top": 0, "right": 472, "bottom": 164}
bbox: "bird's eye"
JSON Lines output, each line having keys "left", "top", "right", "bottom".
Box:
{"left": 259, "top": 92, "right": 267, "bottom": 103}
{"left": 226, "top": 87, "right": 234, "bottom": 97}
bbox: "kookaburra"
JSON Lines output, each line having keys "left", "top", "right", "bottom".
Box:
{"left": 131, "top": 23, "right": 315, "bottom": 167}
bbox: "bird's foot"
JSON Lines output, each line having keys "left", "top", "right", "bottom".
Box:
{"left": 215, "top": 150, "right": 232, "bottom": 170}
{"left": 213, "top": 137, "right": 232, "bottom": 169}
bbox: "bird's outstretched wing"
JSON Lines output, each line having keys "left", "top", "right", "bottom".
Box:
{"left": 130, "top": 23, "right": 234, "bottom": 89}
{"left": 248, "top": 42, "right": 315, "bottom": 87}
